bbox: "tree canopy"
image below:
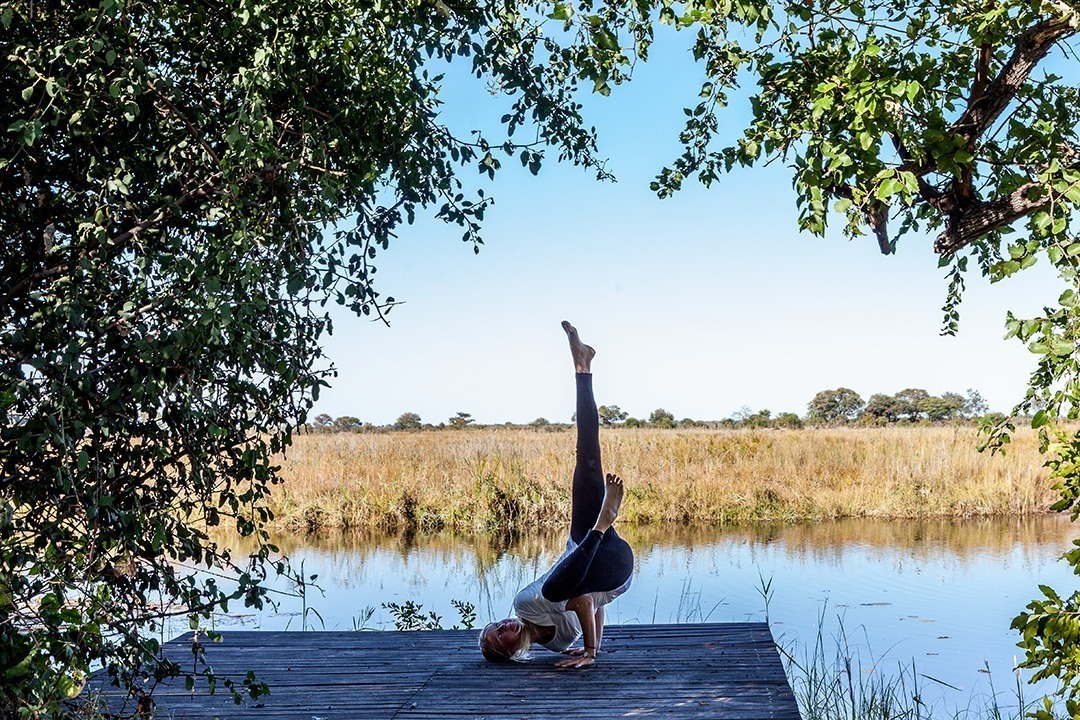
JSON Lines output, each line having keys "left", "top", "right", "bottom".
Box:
{"left": 598, "top": 404, "right": 629, "bottom": 425}
{"left": 807, "top": 387, "right": 864, "bottom": 423}
{"left": 0, "top": 0, "right": 624, "bottom": 714}
{"left": 5, "top": 0, "right": 1080, "bottom": 714}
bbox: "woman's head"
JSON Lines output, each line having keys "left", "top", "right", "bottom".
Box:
{"left": 479, "top": 617, "right": 529, "bottom": 662}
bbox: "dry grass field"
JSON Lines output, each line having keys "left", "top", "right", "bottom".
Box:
{"left": 265, "top": 426, "right": 1054, "bottom": 533}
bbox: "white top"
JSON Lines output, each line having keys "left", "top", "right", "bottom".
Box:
{"left": 512, "top": 539, "right": 632, "bottom": 652}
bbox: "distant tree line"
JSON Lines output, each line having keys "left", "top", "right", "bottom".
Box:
{"left": 304, "top": 388, "right": 999, "bottom": 433}
{"left": 806, "top": 387, "right": 990, "bottom": 425}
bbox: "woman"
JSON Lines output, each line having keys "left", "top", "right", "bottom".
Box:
{"left": 479, "top": 321, "right": 634, "bottom": 669}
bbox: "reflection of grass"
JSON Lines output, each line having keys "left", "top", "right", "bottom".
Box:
{"left": 780, "top": 612, "right": 1040, "bottom": 720}
{"left": 268, "top": 427, "right": 1052, "bottom": 532}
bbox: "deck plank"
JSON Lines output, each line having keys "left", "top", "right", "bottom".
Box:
{"left": 87, "top": 623, "right": 801, "bottom": 719}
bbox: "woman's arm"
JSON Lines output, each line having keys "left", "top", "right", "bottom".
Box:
{"left": 594, "top": 604, "right": 604, "bottom": 651}
{"left": 554, "top": 594, "right": 596, "bottom": 668}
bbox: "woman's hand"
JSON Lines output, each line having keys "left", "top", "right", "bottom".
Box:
{"left": 555, "top": 652, "right": 595, "bottom": 669}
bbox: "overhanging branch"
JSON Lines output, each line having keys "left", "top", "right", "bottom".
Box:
{"left": 934, "top": 180, "right": 1051, "bottom": 255}
{"left": 952, "top": 17, "right": 1076, "bottom": 144}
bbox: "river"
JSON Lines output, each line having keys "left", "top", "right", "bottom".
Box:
{"left": 208, "top": 515, "right": 1077, "bottom": 715}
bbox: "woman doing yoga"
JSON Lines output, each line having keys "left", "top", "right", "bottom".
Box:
{"left": 479, "top": 322, "right": 634, "bottom": 669}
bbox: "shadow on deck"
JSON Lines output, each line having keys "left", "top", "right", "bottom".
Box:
{"left": 89, "top": 623, "right": 801, "bottom": 719}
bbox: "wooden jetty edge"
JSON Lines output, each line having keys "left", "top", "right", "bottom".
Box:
{"left": 89, "top": 623, "right": 801, "bottom": 719}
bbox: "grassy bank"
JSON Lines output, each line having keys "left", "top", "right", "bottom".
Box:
{"left": 268, "top": 426, "right": 1054, "bottom": 533}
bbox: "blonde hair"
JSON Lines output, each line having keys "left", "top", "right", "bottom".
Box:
{"left": 478, "top": 621, "right": 531, "bottom": 663}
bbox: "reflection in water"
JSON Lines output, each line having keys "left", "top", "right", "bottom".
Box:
{"left": 211, "top": 515, "right": 1078, "bottom": 712}
{"left": 226, "top": 514, "right": 1074, "bottom": 574}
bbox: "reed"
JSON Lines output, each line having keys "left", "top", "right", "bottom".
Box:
{"left": 780, "top": 610, "right": 1042, "bottom": 720}
{"left": 267, "top": 426, "right": 1055, "bottom": 533}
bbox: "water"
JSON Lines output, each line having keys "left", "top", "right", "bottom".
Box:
{"left": 208, "top": 515, "right": 1078, "bottom": 713}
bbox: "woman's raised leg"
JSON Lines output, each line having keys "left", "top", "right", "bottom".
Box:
{"left": 538, "top": 322, "right": 633, "bottom": 603}
{"left": 563, "top": 321, "right": 604, "bottom": 545}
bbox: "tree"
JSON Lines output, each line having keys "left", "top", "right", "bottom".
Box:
{"left": 940, "top": 392, "right": 967, "bottom": 418}
{"left": 963, "top": 389, "right": 990, "bottom": 419}
{"left": 648, "top": 408, "right": 676, "bottom": 429}
{"left": 894, "top": 388, "right": 931, "bottom": 421}
{"left": 740, "top": 409, "right": 773, "bottom": 428}
{"left": 395, "top": 413, "right": 423, "bottom": 431}
{"left": 7, "top": 0, "right": 1080, "bottom": 710}
{"left": 807, "top": 388, "right": 864, "bottom": 424}
{"left": 862, "top": 394, "right": 904, "bottom": 423}
{"left": 312, "top": 413, "right": 334, "bottom": 431}
{"left": 629, "top": 0, "right": 1080, "bottom": 703}
{"left": 333, "top": 416, "right": 363, "bottom": 432}
{"left": 3, "top": 2, "right": 631, "bottom": 710}
{"left": 597, "top": 405, "right": 629, "bottom": 425}
{"left": 449, "top": 412, "right": 475, "bottom": 428}
{"left": 916, "top": 396, "right": 956, "bottom": 422}
{"left": 530, "top": 417, "right": 550, "bottom": 427}
{"left": 774, "top": 412, "right": 803, "bottom": 429}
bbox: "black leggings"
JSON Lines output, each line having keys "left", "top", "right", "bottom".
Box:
{"left": 541, "top": 373, "right": 634, "bottom": 602}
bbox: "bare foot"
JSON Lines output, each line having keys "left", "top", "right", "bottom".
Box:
{"left": 562, "top": 321, "right": 596, "bottom": 374}
{"left": 593, "top": 474, "right": 624, "bottom": 534}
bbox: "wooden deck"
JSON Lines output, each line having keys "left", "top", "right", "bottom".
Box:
{"left": 90, "top": 623, "right": 800, "bottom": 719}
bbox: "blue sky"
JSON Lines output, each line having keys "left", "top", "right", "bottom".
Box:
{"left": 312, "top": 25, "right": 1065, "bottom": 425}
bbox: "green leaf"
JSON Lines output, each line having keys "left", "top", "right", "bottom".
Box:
{"left": 594, "top": 30, "right": 618, "bottom": 51}
{"left": 1051, "top": 340, "right": 1074, "bottom": 357}
{"left": 1032, "top": 410, "right": 1048, "bottom": 428}
{"left": 548, "top": 3, "right": 572, "bottom": 21}
{"left": 875, "top": 178, "right": 903, "bottom": 200}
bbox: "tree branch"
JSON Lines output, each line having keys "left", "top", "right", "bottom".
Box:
{"left": 951, "top": 18, "right": 1076, "bottom": 145}
{"left": 933, "top": 179, "right": 1051, "bottom": 255}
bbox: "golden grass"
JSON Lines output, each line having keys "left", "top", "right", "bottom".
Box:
{"left": 267, "top": 426, "right": 1055, "bottom": 533}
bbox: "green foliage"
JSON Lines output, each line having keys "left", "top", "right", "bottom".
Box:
{"left": 383, "top": 601, "right": 444, "bottom": 631}
{"left": 858, "top": 390, "right": 976, "bottom": 424}
{"left": 774, "top": 412, "right": 803, "bottom": 429}
{"left": 894, "top": 388, "right": 931, "bottom": 421}
{"left": 0, "top": 0, "right": 631, "bottom": 714}
{"left": 807, "top": 388, "right": 863, "bottom": 424}
{"left": 740, "top": 408, "right": 773, "bottom": 428}
{"left": 382, "top": 599, "right": 476, "bottom": 631}
{"left": 333, "top": 416, "right": 363, "bottom": 432}
{"left": 863, "top": 393, "right": 905, "bottom": 423}
{"left": 916, "top": 396, "right": 957, "bottom": 422}
{"left": 395, "top": 413, "right": 423, "bottom": 431}
{"left": 964, "top": 389, "right": 991, "bottom": 419}
{"left": 449, "top": 412, "right": 475, "bottom": 429}
{"left": 648, "top": 407, "right": 676, "bottom": 428}
{"left": 5, "top": 0, "right": 1080, "bottom": 710}
{"left": 598, "top": 404, "right": 629, "bottom": 425}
